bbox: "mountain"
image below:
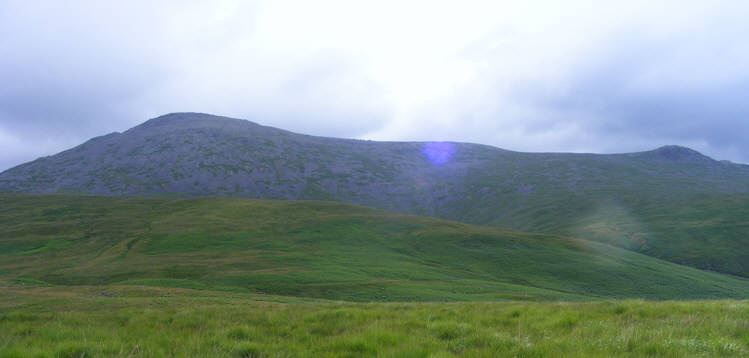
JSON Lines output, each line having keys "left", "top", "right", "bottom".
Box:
{"left": 2, "top": 112, "right": 749, "bottom": 277}
{"left": 3, "top": 194, "right": 749, "bottom": 301}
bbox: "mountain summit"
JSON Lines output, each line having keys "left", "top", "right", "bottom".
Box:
{"left": 638, "top": 145, "right": 716, "bottom": 164}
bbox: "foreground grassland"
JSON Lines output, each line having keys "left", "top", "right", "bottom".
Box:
{"left": 1, "top": 285, "right": 748, "bottom": 357}
{"left": 4, "top": 195, "right": 749, "bottom": 301}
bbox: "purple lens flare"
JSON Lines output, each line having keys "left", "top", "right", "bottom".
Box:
{"left": 422, "top": 142, "right": 455, "bottom": 166}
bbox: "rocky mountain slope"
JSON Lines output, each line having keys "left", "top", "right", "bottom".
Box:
{"left": 3, "top": 113, "right": 748, "bottom": 206}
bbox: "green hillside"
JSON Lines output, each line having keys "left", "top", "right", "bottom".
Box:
{"left": 484, "top": 192, "right": 749, "bottom": 277}
{"left": 2, "top": 194, "right": 749, "bottom": 301}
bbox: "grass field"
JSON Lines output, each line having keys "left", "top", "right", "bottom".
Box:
{"left": 4, "top": 195, "right": 749, "bottom": 301}
{"left": 4, "top": 194, "right": 749, "bottom": 356}
{"left": 1, "top": 285, "right": 748, "bottom": 357}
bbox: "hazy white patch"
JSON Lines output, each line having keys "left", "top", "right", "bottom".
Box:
{"left": 568, "top": 202, "right": 657, "bottom": 269}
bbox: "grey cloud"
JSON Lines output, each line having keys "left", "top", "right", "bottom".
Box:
{"left": 239, "top": 52, "right": 393, "bottom": 138}
{"left": 0, "top": 2, "right": 390, "bottom": 171}
{"left": 2, "top": 1, "right": 749, "bottom": 172}
{"left": 490, "top": 26, "right": 749, "bottom": 162}
{"left": 0, "top": 1, "right": 173, "bottom": 169}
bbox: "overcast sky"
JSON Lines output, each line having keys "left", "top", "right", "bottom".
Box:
{"left": 1, "top": 0, "right": 748, "bottom": 171}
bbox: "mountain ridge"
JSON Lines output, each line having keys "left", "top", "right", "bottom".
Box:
{"left": 2, "top": 112, "right": 746, "bottom": 201}
{"left": 3, "top": 112, "right": 733, "bottom": 176}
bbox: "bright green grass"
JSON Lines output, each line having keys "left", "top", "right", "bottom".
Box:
{"left": 3, "top": 195, "right": 749, "bottom": 301}
{"left": 1, "top": 285, "right": 748, "bottom": 357}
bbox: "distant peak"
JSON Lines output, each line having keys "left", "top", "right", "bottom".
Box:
{"left": 144, "top": 112, "right": 228, "bottom": 125}
{"left": 655, "top": 144, "right": 696, "bottom": 151}
{"left": 644, "top": 145, "right": 715, "bottom": 163}
{"left": 654, "top": 145, "right": 702, "bottom": 156}
{"left": 127, "top": 112, "right": 259, "bottom": 133}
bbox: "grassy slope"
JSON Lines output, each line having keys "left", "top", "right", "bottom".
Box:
{"left": 2, "top": 195, "right": 749, "bottom": 301}
{"left": 482, "top": 192, "right": 749, "bottom": 277}
{"left": 451, "top": 153, "right": 749, "bottom": 278}
{"left": 1, "top": 285, "right": 748, "bottom": 357}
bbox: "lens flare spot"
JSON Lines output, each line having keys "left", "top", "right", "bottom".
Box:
{"left": 422, "top": 142, "right": 455, "bottom": 166}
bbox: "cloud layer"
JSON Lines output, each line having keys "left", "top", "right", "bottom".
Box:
{"left": 2, "top": 0, "right": 748, "bottom": 171}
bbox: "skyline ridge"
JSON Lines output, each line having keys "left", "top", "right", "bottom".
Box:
{"left": 3, "top": 111, "right": 738, "bottom": 175}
